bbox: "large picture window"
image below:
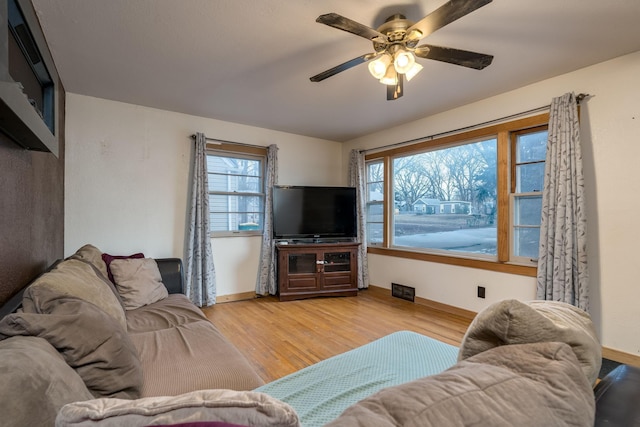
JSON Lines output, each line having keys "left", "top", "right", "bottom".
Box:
{"left": 391, "top": 138, "right": 497, "bottom": 256}
{"left": 207, "top": 148, "right": 265, "bottom": 236}
{"left": 365, "top": 114, "right": 549, "bottom": 276}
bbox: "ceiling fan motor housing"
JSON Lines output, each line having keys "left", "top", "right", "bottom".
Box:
{"left": 374, "top": 14, "right": 420, "bottom": 52}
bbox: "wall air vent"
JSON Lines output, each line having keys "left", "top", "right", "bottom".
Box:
{"left": 391, "top": 283, "right": 415, "bottom": 302}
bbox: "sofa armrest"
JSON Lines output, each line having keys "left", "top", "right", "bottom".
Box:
{"left": 155, "top": 258, "right": 184, "bottom": 294}
{"left": 594, "top": 364, "right": 640, "bottom": 426}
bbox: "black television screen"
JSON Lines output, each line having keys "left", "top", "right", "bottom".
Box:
{"left": 272, "top": 185, "right": 357, "bottom": 240}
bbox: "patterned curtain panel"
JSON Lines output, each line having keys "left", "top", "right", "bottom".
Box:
{"left": 185, "top": 132, "right": 217, "bottom": 307}
{"left": 536, "top": 93, "right": 589, "bottom": 311}
{"left": 256, "top": 144, "right": 279, "bottom": 295}
{"left": 349, "top": 149, "right": 369, "bottom": 289}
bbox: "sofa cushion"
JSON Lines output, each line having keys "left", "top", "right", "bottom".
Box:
{"left": 102, "top": 251, "right": 145, "bottom": 284}
{"left": 0, "top": 336, "right": 94, "bottom": 427}
{"left": 23, "top": 258, "right": 127, "bottom": 330}
{"left": 69, "top": 244, "right": 109, "bottom": 279}
{"left": 126, "top": 293, "right": 209, "bottom": 333}
{"left": 0, "top": 289, "right": 143, "bottom": 399}
{"left": 110, "top": 258, "right": 168, "bottom": 310}
{"left": 130, "top": 320, "right": 264, "bottom": 396}
{"left": 56, "top": 389, "right": 299, "bottom": 427}
{"left": 458, "top": 299, "right": 601, "bottom": 385}
{"left": 326, "top": 342, "right": 595, "bottom": 427}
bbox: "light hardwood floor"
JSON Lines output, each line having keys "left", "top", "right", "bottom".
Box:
{"left": 201, "top": 287, "right": 472, "bottom": 383}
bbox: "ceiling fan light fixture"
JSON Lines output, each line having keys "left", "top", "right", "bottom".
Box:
{"left": 379, "top": 64, "right": 398, "bottom": 85}
{"left": 405, "top": 62, "right": 423, "bottom": 81}
{"left": 368, "top": 53, "right": 392, "bottom": 79}
{"left": 393, "top": 50, "right": 416, "bottom": 74}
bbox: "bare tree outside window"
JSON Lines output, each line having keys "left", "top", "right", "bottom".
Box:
{"left": 391, "top": 138, "right": 498, "bottom": 256}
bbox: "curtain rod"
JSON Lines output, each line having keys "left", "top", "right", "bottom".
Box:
{"left": 361, "top": 93, "right": 590, "bottom": 154}
{"left": 189, "top": 134, "right": 266, "bottom": 150}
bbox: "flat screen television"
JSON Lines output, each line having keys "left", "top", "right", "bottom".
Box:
{"left": 272, "top": 185, "right": 357, "bottom": 240}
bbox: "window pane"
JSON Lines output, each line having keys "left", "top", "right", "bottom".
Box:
{"left": 514, "top": 195, "right": 542, "bottom": 225}
{"left": 516, "top": 163, "right": 545, "bottom": 193}
{"left": 513, "top": 227, "right": 540, "bottom": 259}
{"left": 210, "top": 212, "right": 263, "bottom": 232}
{"left": 391, "top": 138, "right": 497, "bottom": 256}
{"left": 516, "top": 131, "right": 547, "bottom": 163}
{"left": 367, "top": 162, "right": 383, "bottom": 184}
{"left": 367, "top": 222, "right": 383, "bottom": 244}
{"left": 367, "top": 202, "right": 383, "bottom": 222}
{"left": 207, "top": 156, "right": 261, "bottom": 177}
{"left": 367, "top": 181, "right": 383, "bottom": 201}
{"left": 208, "top": 174, "right": 261, "bottom": 193}
{"left": 210, "top": 194, "right": 263, "bottom": 231}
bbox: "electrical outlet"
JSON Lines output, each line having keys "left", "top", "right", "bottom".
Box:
{"left": 477, "top": 286, "right": 486, "bottom": 299}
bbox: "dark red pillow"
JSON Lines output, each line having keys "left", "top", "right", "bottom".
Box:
{"left": 102, "top": 252, "right": 145, "bottom": 284}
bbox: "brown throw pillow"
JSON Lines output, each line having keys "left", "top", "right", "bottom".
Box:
{"left": 0, "top": 289, "right": 143, "bottom": 399}
{"left": 102, "top": 251, "right": 145, "bottom": 284}
{"left": 110, "top": 258, "right": 169, "bottom": 310}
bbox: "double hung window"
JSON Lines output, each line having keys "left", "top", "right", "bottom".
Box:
{"left": 206, "top": 146, "right": 266, "bottom": 236}
{"left": 366, "top": 161, "right": 385, "bottom": 245}
{"left": 511, "top": 127, "right": 548, "bottom": 262}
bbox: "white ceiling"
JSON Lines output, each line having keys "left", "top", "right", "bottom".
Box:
{"left": 30, "top": 0, "right": 640, "bottom": 142}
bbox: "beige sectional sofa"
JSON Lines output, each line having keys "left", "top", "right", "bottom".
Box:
{"left": 1, "top": 244, "right": 638, "bottom": 426}
{"left": 0, "top": 244, "right": 284, "bottom": 427}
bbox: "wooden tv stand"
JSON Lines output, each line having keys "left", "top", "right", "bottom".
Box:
{"left": 276, "top": 242, "right": 359, "bottom": 301}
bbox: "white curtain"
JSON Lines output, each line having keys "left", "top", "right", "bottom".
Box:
{"left": 349, "top": 149, "right": 369, "bottom": 289}
{"left": 255, "top": 144, "right": 279, "bottom": 295}
{"left": 536, "top": 93, "right": 589, "bottom": 311}
{"left": 185, "top": 132, "right": 216, "bottom": 307}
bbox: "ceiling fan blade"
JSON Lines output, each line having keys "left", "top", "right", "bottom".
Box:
{"left": 310, "top": 53, "right": 378, "bottom": 82}
{"left": 387, "top": 74, "right": 404, "bottom": 100}
{"left": 316, "top": 13, "right": 388, "bottom": 43}
{"left": 414, "top": 44, "right": 493, "bottom": 70}
{"left": 406, "top": 0, "right": 493, "bottom": 41}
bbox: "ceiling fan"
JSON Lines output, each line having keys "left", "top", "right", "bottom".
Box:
{"left": 310, "top": 0, "right": 494, "bottom": 100}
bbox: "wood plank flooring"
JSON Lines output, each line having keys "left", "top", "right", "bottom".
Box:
{"left": 201, "top": 287, "right": 472, "bottom": 383}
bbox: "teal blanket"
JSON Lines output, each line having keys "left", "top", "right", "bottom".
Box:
{"left": 255, "top": 331, "right": 459, "bottom": 426}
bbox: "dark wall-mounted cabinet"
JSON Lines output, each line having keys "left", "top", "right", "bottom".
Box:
{"left": 0, "top": 0, "right": 59, "bottom": 156}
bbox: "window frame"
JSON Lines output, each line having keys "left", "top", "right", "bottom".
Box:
{"left": 206, "top": 143, "right": 267, "bottom": 238}
{"left": 365, "top": 113, "right": 549, "bottom": 277}
{"left": 365, "top": 159, "right": 385, "bottom": 247}
{"left": 510, "top": 125, "right": 548, "bottom": 264}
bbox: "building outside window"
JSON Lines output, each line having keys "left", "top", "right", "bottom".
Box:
{"left": 207, "top": 149, "right": 265, "bottom": 236}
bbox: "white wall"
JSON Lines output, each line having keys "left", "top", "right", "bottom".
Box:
{"left": 65, "top": 94, "right": 343, "bottom": 296}
{"left": 344, "top": 51, "right": 640, "bottom": 356}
